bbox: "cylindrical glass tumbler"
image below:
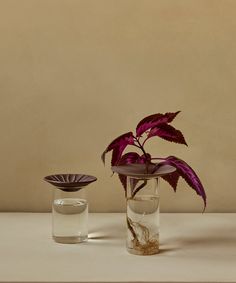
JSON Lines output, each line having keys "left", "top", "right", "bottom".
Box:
{"left": 126, "top": 176, "right": 160, "bottom": 255}
{"left": 52, "top": 187, "right": 88, "bottom": 243}
{"left": 111, "top": 163, "right": 176, "bottom": 255}
{"left": 44, "top": 174, "right": 97, "bottom": 244}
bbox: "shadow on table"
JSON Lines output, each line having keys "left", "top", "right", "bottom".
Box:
{"left": 178, "top": 235, "right": 236, "bottom": 246}
{"left": 89, "top": 222, "right": 126, "bottom": 240}
{"left": 158, "top": 247, "right": 180, "bottom": 254}
{"left": 88, "top": 233, "right": 116, "bottom": 240}
{"left": 171, "top": 223, "right": 236, "bottom": 248}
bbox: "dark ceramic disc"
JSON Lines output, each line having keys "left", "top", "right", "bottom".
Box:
{"left": 112, "top": 163, "right": 176, "bottom": 178}
{"left": 44, "top": 174, "right": 97, "bottom": 190}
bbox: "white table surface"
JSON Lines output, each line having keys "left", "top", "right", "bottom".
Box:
{"left": 0, "top": 213, "right": 236, "bottom": 283}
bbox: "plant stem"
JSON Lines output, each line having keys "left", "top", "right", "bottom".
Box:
{"left": 141, "top": 136, "right": 149, "bottom": 147}
{"left": 132, "top": 180, "right": 147, "bottom": 198}
{"left": 134, "top": 137, "right": 148, "bottom": 158}
{"left": 132, "top": 144, "right": 141, "bottom": 149}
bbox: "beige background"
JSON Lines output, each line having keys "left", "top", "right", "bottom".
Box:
{"left": 0, "top": 0, "right": 235, "bottom": 212}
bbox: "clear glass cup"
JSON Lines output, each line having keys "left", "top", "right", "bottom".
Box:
{"left": 126, "top": 176, "right": 160, "bottom": 255}
{"left": 44, "top": 173, "right": 97, "bottom": 244}
{"left": 52, "top": 187, "right": 88, "bottom": 244}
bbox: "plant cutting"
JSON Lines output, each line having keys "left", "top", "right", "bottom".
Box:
{"left": 102, "top": 111, "right": 206, "bottom": 255}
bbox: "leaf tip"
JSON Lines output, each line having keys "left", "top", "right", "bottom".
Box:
{"left": 101, "top": 151, "right": 106, "bottom": 165}
{"left": 202, "top": 201, "right": 207, "bottom": 213}
{"left": 172, "top": 110, "right": 181, "bottom": 118}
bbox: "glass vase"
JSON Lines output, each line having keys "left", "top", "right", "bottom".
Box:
{"left": 52, "top": 187, "right": 88, "bottom": 244}
{"left": 44, "top": 174, "right": 97, "bottom": 244}
{"left": 126, "top": 176, "right": 160, "bottom": 255}
{"left": 112, "top": 163, "right": 175, "bottom": 255}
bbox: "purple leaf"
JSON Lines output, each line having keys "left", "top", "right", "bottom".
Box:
{"left": 161, "top": 171, "right": 180, "bottom": 191}
{"left": 118, "top": 174, "right": 128, "bottom": 191}
{"left": 117, "top": 152, "right": 141, "bottom": 191}
{"left": 116, "top": 152, "right": 153, "bottom": 193}
{"left": 139, "top": 153, "right": 152, "bottom": 164}
{"left": 164, "top": 156, "right": 206, "bottom": 208}
{"left": 101, "top": 132, "right": 134, "bottom": 165}
{"left": 148, "top": 124, "right": 187, "bottom": 145}
{"left": 136, "top": 111, "right": 180, "bottom": 137}
{"left": 118, "top": 152, "right": 141, "bottom": 165}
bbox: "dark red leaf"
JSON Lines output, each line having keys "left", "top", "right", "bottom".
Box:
{"left": 139, "top": 153, "right": 152, "bottom": 164}
{"left": 101, "top": 132, "right": 134, "bottom": 165}
{"left": 118, "top": 174, "right": 128, "bottom": 191}
{"left": 118, "top": 152, "right": 141, "bottom": 165}
{"left": 161, "top": 171, "right": 180, "bottom": 191}
{"left": 117, "top": 152, "right": 141, "bottom": 191}
{"left": 136, "top": 111, "right": 180, "bottom": 137}
{"left": 148, "top": 124, "right": 187, "bottom": 145}
{"left": 164, "top": 156, "right": 206, "bottom": 208}
{"left": 111, "top": 147, "right": 125, "bottom": 166}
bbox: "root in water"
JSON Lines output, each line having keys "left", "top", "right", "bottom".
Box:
{"left": 127, "top": 217, "right": 159, "bottom": 255}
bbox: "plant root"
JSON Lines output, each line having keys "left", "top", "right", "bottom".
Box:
{"left": 127, "top": 217, "right": 159, "bottom": 255}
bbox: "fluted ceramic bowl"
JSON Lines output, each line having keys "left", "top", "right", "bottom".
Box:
{"left": 44, "top": 174, "right": 97, "bottom": 191}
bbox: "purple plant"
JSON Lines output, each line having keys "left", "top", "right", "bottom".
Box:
{"left": 102, "top": 111, "right": 206, "bottom": 209}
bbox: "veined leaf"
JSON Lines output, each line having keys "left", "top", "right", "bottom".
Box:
{"left": 117, "top": 152, "right": 142, "bottom": 191}
{"left": 118, "top": 152, "right": 141, "bottom": 165}
{"left": 164, "top": 156, "right": 206, "bottom": 208}
{"left": 136, "top": 111, "right": 180, "bottom": 137}
{"left": 161, "top": 170, "right": 180, "bottom": 191}
{"left": 101, "top": 132, "right": 134, "bottom": 165}
{"left": 148, "top": 124, "right": 187, "bottom": 145}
